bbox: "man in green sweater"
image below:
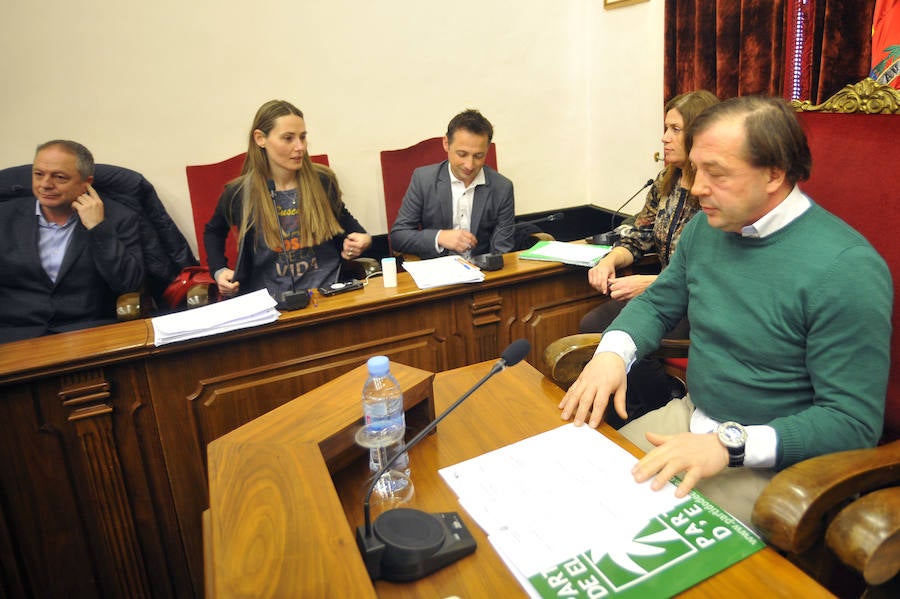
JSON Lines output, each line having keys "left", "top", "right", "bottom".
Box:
{"left": 559, "top": 96, "right": 892, "bottom": 527}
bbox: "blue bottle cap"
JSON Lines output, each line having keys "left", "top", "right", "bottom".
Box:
{"left": 366, "top": 355, "right": 390, "bottom": 376}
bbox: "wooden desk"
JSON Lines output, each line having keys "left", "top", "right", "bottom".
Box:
{"left": 208, "top": 360, "right": 832, "bottom": 598}
{"left": 0, "top": 253, "right": 601, "bottom": 599}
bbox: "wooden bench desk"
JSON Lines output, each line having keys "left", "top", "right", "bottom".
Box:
{"left": 207, "top": 360, "right": 832, "bottom": 598}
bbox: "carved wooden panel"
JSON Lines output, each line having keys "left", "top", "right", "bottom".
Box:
{"left": 146, "top": 309, "right": 455, "bottom": 597}
{"left": 505, "top": 268, "right": 600, "bottom": 375}
{"left": 0, "top": 365, "right": 184, "bottom": 598}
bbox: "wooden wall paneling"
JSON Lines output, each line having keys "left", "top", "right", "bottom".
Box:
{"left": 111, "top": 363, "right": 194, "bottom": 599}
{"left": 0, "top": 490, "right": 27, "bottom": 598}
{"left": 506, "top": 265, "right": 600, "bottom": 374}
{"left": 0, "top": 382, "right": 97, "bottom": 598}
{"left": 468, "top": 288, "right": 505, "bottom": 364}
{"left": 145, "top": 302, "right": 457, "bottom": 598}
{"left": 0, "top": 363, "right": 183, "bottom": 599}
{"left": 0, "top": 255, "right": 592, "bottom": 598}
{"left": 63, "top": 368, "right": 153, "bottom": 599}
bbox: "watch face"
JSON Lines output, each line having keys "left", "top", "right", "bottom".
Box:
{"left": 721, "top": 426, "right": 743, "bottom": 444}
{"left": 718, "top": 422, "right": 747, "bottom": 448}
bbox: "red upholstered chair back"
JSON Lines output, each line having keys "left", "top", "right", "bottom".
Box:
{"left": 185, "top": 152, "right": 330, "bottom": 268}
{"left": 797, "top": 111, "right": 900, "bottom": 441}
{"left": 380, "top": 136, "right": 497, "bottom": 232}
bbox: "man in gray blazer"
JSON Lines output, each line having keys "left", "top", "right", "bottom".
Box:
{"left": 389, "top": 109, "right": 515, "bottom": 259}
{"left": 0, "top": 140, "right": 143, "bottom": 343}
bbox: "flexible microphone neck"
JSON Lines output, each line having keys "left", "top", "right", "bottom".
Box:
{"left": 494, "top": 212, "right": 564, "bottom": 237}
{"left": 589, "top": 179, "right": 654, "bottom": 246}
{"left": 362, "top": 339, "right": 531, "bottom": 537}
{"left": 608, "top": 179, "right": 654, "bottom": 232}
{"left": 518, "top": 211, "right": 564, "bottom": 228}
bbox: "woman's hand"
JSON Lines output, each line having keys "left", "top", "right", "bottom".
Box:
{"left": 215, "top": 268, "right": 240, "bottom": 298}
{"left": 608, "top": 274, "right": 657, "bottom": 301}
{"left": 588, "top": 257, "right": 617, "bottom": 293}
{"left": 342, "top": 232, "right": 372, "bottom": 259}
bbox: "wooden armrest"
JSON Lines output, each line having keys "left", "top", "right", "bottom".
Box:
{"left": 543, "top": 333, "right": 601, "bottom": 390}
{"left": 116, "top": 292, "right": 143, "bottom": 320}
{"left": 186, "top": 283, "right": 211, "bottom": 308}
{"left": 543, "top": 332, "right": 690, "bottom": 390}
{"left": 826, "top": 486, "right": 900, "bottom": 585}
{"left": 752, "top": 440, "right": 900, "bottom": 554}
{"left": 657, "top": 337, "right": 690, "bottom": 359}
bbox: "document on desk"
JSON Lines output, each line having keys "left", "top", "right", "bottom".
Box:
{"left": 151, "top": 288, "right": 280, "bottom": 346}
{"left": 439, "top": 424, "right": 763, "bottom": 598}
{"left": 519, "top": 240, "right": 612, "bottom": 267}
{"left": 401, "top": 255, "right": 485, "bottom": 289}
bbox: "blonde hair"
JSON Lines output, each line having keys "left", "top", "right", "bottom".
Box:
{"left": 234, "top": 100, "right": 344, "bottom": 251}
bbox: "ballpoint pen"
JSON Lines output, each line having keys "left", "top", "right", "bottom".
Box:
{"left": 455, "top": 256, "right": 475, "bottom": 270}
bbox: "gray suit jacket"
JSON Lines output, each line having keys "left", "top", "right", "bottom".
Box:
{"left": 389, "top": 161, "right": 515, "bottom": 259}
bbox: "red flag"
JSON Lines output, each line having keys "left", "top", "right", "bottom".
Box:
{"left": 871, "top": 0, "right": 900, "bottom": 88}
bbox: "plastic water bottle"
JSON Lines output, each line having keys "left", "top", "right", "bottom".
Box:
{"left": 361, "top": 356, "right": 410, "bottom": 483}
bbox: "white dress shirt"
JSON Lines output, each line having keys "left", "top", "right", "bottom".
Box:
{"left": 434, "top": 163, "right": 486, "bottom": 253}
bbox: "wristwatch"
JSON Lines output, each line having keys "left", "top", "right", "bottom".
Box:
{"left": 716, "top": 421, "right": 747, "bottom": 467}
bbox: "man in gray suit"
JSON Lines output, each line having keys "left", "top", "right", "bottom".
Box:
{"left": 389, "top": 109, "right": 515, "bottom": 259}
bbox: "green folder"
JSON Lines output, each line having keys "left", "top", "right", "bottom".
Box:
{"left": 519, "top": 240, "right": 612, "bottom": 267}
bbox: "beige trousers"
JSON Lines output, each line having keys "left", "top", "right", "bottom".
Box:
{"left": 618, "top": 395, "right": 775, "bottom": 531}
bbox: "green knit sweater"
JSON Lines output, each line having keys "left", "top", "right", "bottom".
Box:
{"left": 611, "top": 203, "right": 892, "bottom": 468}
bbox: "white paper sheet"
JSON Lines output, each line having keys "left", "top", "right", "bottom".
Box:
{"left": 401, "top": 255, "right": 485, "bottom": 289}
{"left": 151, "top": 288, "right": 280, "bottom": 346}
{"left": 439, "top": 424, "right": 689, "bottom": 580}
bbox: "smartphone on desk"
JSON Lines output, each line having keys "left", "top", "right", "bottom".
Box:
{"left": 317, "top": 279, "right": 365, "bottom": 296}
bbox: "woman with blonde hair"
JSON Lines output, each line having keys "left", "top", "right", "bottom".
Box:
{"left": 205, "top": 100, "right": 371, "bottom": 305}
{"left": 580, "top": 89, "right": 719, "bottom": 427}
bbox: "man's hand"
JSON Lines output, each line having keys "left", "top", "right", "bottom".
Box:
{"left": 608, "top": 274, "right": 657, "bottom": 301}
{"left": 632, "top": 432, "right": 729, "bottom": 497}
{"left": 215, "top": 268, "right": 240, "bottom": 297}
{"left": 438, "top": 229, "right": 478, "bottom": 254}
{"left": 558, "top": 352, "right": 628, "bottom": 428}
{"left": 72, "top": 184, "right": 105, "bottom": 230}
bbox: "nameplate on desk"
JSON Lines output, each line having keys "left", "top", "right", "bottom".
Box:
{"left": 439, "top": 424, "right": 763, "bottom": 598}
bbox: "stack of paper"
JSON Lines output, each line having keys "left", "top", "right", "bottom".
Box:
{"left": 401, "top": 255, "right": 485, "bottom": 289}
{"left": 439, "top": 424, "right": 763, "bottom": 598}
{"left": 152, "top": 288, "right": 280, "bottom": 346}
{"left": 519, "top": 240, "right": 612, "bottom": 267}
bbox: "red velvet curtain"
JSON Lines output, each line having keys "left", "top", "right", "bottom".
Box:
{"left": 665, "top": 0, "right": 875, "bottom": 104}
{"left": 807, "top": 0, "right": 877, "bottom": 102}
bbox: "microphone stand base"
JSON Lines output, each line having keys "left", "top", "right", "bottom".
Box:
{"left": 587, "top": 231, "right": 620, "bottom": 246}
{"left": 356, "top": 508, "right": 476, "bottom": 581}
{"left": 276, "top": 290, "right": 310, "bottom": 311}
{"left": 471, "top": 253, "right": 504, "bottom": 271}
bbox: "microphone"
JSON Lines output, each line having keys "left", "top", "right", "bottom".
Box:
{"left": 356, "top": 338, "right": 532, "bottom": 581}
{"left": 471, "top": 212, "right": 565, "bottom": 271}
{"left": 267, "top": 179, "right": 309, "bottom": 310}
{"left": 520, "top": 211, "right": 565, "bottom": 227}
{"left": 588, "top": 179, "right": 653, "bottom": 246}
